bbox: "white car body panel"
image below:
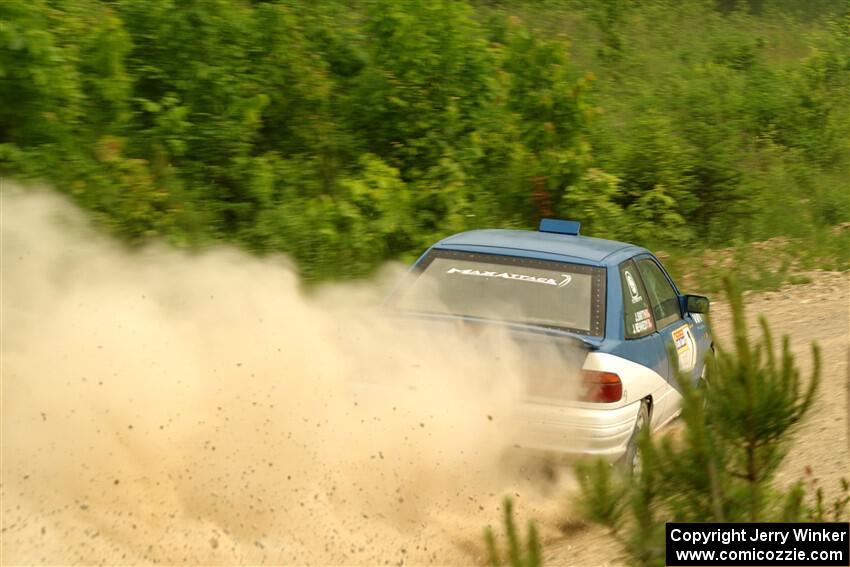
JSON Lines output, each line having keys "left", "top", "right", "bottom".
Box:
{"left": 515, "top": 351, "right": 680, "bottom": 461}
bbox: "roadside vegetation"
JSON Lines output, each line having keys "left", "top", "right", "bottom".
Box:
{"left": 2, "top": 0, "right": 847, "bottom": 285}
{"left": 661, "top": 223, "right": 850, "bottom": 294}
{"left": 485, "top": 498, "right": 542, "bottom": 567}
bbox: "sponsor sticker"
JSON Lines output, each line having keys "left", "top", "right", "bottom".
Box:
{"left": 672, "top": 324, "right": 697, "bottom": 372}
{"left": 445, "top": 267, "right": 572, "bottom": 288}
{"left": 624, "top": 270, "right": 643, "bottom": 304}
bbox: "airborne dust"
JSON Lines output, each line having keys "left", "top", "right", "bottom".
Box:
{"left": 1, "top": 187, "right": 586, "bottom": 565}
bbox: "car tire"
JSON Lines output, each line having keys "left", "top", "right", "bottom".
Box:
{"left": 618, "top": 400, "right": 650, "bottom": 477}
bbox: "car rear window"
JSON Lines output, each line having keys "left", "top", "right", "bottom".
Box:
{"left": 391, "top": 250, "right": 606, "bottom": 336}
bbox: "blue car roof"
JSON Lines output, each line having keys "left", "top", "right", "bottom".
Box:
{"left": 433, "top": 229, "right": 648, "bottom": 266}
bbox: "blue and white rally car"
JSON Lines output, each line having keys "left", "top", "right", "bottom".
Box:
{"left": 389, "top": 219, "right": 712, "bottom": 471}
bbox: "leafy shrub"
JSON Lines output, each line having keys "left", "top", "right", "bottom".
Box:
{"left": 1, "top": 0, "right": 847, "bottom": 280}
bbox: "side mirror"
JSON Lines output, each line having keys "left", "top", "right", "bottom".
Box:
{"left": 684, "top": 294, "right": 710, "bottom": 314}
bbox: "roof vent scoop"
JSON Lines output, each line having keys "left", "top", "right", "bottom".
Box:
{"left": 538, "top": 218, "right": 581, "bottom": 236}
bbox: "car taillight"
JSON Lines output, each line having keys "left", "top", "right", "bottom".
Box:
{"left": 581, "top": 370, "right": 622, "bottom": 403}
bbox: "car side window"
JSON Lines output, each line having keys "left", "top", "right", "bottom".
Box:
{"left": 636, "top": 258, "right": 682, "bottom": 329}
{"left": 619, "top": 260, "right": 655, "bottom": 339}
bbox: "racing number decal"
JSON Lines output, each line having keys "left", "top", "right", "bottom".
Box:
{"left": 672, "top": 324, "right": 697, "bottom": 373}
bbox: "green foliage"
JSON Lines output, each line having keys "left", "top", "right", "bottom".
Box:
{"left": 1, "top": 0, "right": 847, "bottom": 281}
{"left": 484, "top": 498, "right": 542, "bottom": 567}
{"left": 577, "top": 278, "right": 848, "bottom": 567}
{"left": 558, "top": 0, "right": 849, "bottom": 247}
{"left": 354, "top": 0, "right": 492, "bottom": 177}
{"left": 1, "top": 0, "right": 592, "bottom": 278}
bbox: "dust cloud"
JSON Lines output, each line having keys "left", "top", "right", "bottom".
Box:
{"left": 1, "top": 186, "right": 585, "bottom": 565}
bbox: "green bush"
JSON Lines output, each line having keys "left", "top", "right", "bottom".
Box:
{"left": 1, "top": 0, "right": 847, "bottom": 281}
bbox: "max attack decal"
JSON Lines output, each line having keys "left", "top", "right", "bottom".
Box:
{"left": 672, "top": 324, "right": 697, "bottom": 372}
{"left": 446, "top": 267, "right": 572, "bottom": 287}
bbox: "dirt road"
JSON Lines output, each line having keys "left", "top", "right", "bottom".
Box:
{"left": 544, "top": 270, "right": 849, "bottom": 566}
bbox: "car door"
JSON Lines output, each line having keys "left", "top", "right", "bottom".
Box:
{"left": 634, "top": 255, "right": 701, "bottom": 388}
{"left": 616, "top": 259, "right": 678, "bottom": 426}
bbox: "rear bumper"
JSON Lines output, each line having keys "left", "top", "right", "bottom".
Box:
{"left": 512, "top": 399, "right": 642, "bottom": 462}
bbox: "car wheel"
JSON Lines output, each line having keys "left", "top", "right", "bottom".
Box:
{"left": 619, "top": 400, "right": 650, "bottom": 477}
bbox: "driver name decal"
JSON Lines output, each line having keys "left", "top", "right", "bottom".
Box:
{"left": 632, "top": 308, "right": 654, "bottom": 335}
{"left": 446, "top": 267, "right": 572, "bottom": 287}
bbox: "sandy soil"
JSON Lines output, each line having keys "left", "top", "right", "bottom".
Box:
{"left": 543, "top": 270, "right": 849, "bottom": 566}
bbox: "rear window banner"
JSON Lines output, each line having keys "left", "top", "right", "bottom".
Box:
{"left": 394, "top": 251, "right": 606, "bottom": 336}
{"left": 445, "top": 267, "right": 573, "bottom": 288}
